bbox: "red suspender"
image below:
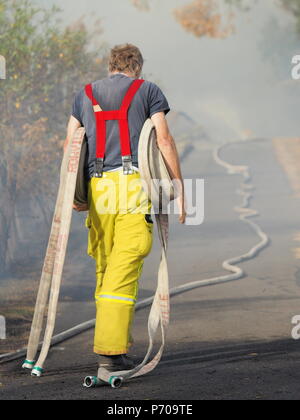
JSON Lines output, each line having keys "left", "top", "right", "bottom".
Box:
{"left": 119, "top": 79, "right": 144, "bottom": 157}
{"left": 85, "top": 84, "right": 106, "bottom": 161}
{"left": 85, "top": 84, "right": 98, "bottom": 106}
{"left": 85, "top": 79, "right": 145, "bottom": 177}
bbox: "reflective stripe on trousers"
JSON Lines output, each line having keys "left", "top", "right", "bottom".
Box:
{"left": 86, "top": 170, "right": 153, "bottom": 355}
{"left": 96, "top": 293, "right": 136, "bottom": 305}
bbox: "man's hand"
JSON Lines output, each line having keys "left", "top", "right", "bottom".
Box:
{"left": 73, "top": 203, "right": 89, "bottom": 212}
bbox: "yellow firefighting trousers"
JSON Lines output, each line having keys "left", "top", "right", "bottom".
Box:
{"left": 86, "top": 170, "right": 153, "bottom": 355}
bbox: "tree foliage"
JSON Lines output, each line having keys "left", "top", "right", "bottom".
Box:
{"left": 173, "top": 0, "right": 235, "bottom": 39}
{"left": 0, "top": 0, "right": 107, "bottom": 193}
{"left": 130, "top": 0, "right": 300, "bottom": 38}
{"left": 130, "top": 0, "right": 245, "bottom": 38}
{"left": 280, "top": 0, "right": 300, "bottom": 33}
{"left": 0, "top": 0, "right": 107, "bottom": 271}
{"left": 130, "top": 0, "right": 150, "bottom": 12}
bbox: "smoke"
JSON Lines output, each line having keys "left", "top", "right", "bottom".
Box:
{"left": 35, "top": 0, "right": 299, "bottom": 141}
{"left": 196, "top": 97, "right": 252, "bottom": 143}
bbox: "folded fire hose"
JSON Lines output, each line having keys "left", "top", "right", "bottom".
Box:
{"left": 22, "top": 119, "right": 176, "bottom": 388}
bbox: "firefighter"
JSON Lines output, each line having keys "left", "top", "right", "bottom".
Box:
{"left": 64, "top": 43, "right": 186, "bottom": 372}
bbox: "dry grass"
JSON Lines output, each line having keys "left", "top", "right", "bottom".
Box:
{"left": 273, "top": 138, "right": 300, "bottom": 198}
{"left": 0, "top": 278, "right": 37, "bottom": 353}
{"left": 0, "top": 273, "right": 71, "bottom": 353}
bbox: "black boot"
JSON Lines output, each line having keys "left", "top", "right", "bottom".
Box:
{"left": 98, "top": 354, "right": 135, "bottom": 371}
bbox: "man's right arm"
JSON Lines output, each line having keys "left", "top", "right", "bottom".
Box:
{"left": 151, "top": 112, "right": 186, "bottom": 224}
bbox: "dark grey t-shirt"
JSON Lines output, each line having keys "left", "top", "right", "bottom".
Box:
{"left": 72, "top": 73, "right": 170, "bottom": 179}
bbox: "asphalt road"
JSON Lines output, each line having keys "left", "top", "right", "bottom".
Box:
{"left": 1, "top": 139, "right": 300, "bottom": 400}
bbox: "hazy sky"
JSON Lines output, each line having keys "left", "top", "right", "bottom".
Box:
{"left": 37, "top": 0, "right": 300, "bottom": 142}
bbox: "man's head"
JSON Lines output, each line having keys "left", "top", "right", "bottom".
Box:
{"left": 109, "top": 44, "right": 144, "bottom": 78}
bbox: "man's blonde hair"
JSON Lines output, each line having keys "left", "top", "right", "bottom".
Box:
{"left": 109, "top": 44, "right": 144, "bottom": 77}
